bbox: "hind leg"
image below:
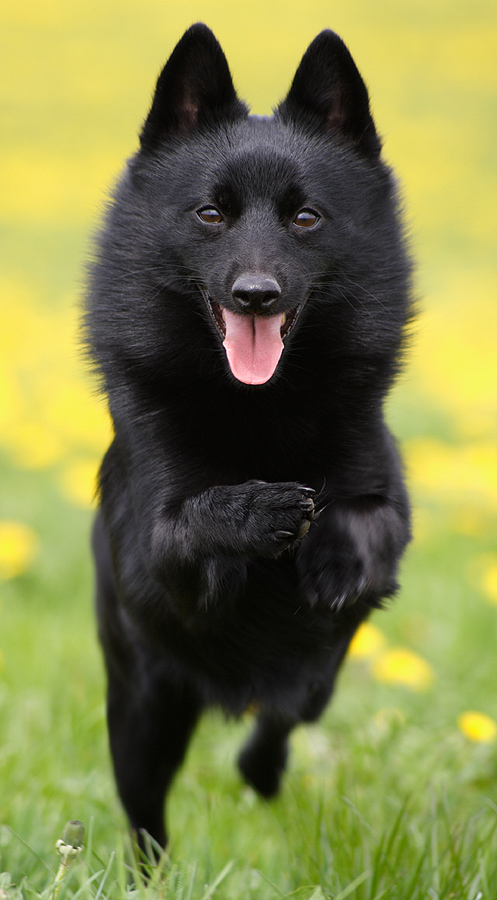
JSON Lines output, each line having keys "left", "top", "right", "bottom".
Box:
{"left": 238, "top": 604, "right": 370, "bottom": 798}
{"left": 238, "top": 710, "right": 293, "bottom": 798}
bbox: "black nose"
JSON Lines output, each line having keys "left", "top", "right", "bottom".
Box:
{"left": 232, "top": 274, "right": 281, "bottom": 313}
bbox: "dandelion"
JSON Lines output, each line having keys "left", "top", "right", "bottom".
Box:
{"left": 411, "top": 276, "right": 497, "bottom": 430}
{"left": 405, "top": 438, "right": 497, "bottom": 510}
{"left": 372, "top": 647, "right": 434, "bottom": 691}
{"left": 458, "top": 711, "right": 497, "bottom": 743}
{"left": 449, "top": 506, "right": 489, "bottom": 537}
{"left": 3, "top": 422, "right": 65, "bottom": 469}
{"left": 467, "top": 554, "right": 497, "bottom": 607}
{"left": 58, "top": 458, "right": 100, "bottom": 508}
{"left": 348, "top": 622, "right": 386, "bottom": 660}
{"left": 480, "top": 560, "right": 497, "bottom": 606}
{"left": 52, "top": 820, "right": 85, "bottom": 900}
{"left": 0, "top": 521, "right": 39, "bottom": 580}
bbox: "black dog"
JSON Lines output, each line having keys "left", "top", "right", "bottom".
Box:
{"left": 84, "top": 23, "right": 412, "bottom": 848}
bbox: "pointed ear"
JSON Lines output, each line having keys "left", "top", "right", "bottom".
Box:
{"left": 139, "top": 23, "right": 247, "bottom": 152}
{"left": 277, "top": 30, "right": 381, "bottom": 158}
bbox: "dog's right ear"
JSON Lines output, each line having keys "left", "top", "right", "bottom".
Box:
{"left": 139, "top": 24, "right": 247, "bottom": 152}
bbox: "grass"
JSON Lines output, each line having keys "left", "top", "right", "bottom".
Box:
{"left": 1, "top": 0, "right": 497, "bottom": 896}
{"left": 1, "top": 451, "right": 497, "bottom": 898}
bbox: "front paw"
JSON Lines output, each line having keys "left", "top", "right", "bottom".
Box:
{"left": 242, "top": 481, "right": 315, "bottom": 558}
{"left": 297, "top": 544, "right": 380, "bottom": 612}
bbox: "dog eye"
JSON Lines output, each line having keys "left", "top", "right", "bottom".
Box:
{"left": 197, "top": 207, "right": 223, "bottom": 225}
{"left": 293, "top": 209, "right": 320, "bottom": 229}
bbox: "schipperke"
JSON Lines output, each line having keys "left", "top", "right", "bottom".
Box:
{"left": 84, "top": 23, "right": 412, "bottom": 848}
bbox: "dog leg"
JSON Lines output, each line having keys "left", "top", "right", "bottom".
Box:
{"left": 93, "top": 512, "right": 202, "bottom": 848}
{"left": 238, "top": 710, "right": 294, "bottom": 798}
{"left": 299, "top": 603, "right": 371, "bottom": 723}
{"left": 297, "top": 494, "right": 410, "bottom": 612}
{"left": 238, "top": 602, "right": 369, "bottom": 798}
{"left": 106, "top": 669, "right": 202, "bottom": 849}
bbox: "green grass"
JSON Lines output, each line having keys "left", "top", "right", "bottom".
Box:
{"left": 1, "top": 448, "right": 497, "bottom": 899}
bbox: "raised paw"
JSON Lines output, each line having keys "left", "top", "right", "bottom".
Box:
{"left": 297, "top": 539, "right": 398, "bottom": 612}
{"left": 295, "top": 497, "right": 405, "bottom": 613}
{"left": 241, "top": 481, "right": 315, "bottom": 558}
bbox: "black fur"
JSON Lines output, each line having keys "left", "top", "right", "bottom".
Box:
{"left": 83, "top": 24, "right": 413, "bottom": 848}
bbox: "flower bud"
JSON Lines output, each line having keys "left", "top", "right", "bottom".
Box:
{"left": 62, "top": 821, "right": 85, "bottom": 849}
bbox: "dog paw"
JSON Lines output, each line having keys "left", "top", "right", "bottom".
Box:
{"left": 297, "top": 546, "right": 373, "bottom": 612}
{"left": 242, "top": 481, "right": 315, "bottom": 557}
{"left": 238, "top": 733, "right": 288, "bottom": 798}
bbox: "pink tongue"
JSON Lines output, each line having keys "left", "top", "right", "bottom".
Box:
{"left": 222, "top": 309, "right": 283, "bottom": 385}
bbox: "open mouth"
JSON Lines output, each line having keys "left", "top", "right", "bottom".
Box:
{"left": 207, "top": 299, "right": 302, "bottom": 343}
{"left": 204, "top": 295, "right": 305, "bottom": 385}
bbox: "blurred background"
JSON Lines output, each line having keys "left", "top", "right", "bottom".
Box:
{"left": 0, "top": 0, "right": 496, "bottom": 871}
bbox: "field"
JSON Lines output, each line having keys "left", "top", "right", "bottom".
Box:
{"left": 1, "top": 0, "right": 497, "bottom": 897}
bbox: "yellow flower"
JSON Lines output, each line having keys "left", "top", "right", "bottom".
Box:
{"left": 449, "top": 506, "right": 489, "bottom": 538}
{"left": 0, "top": 520, "right": 39, "bottom": 579}
{"left": 467, "top": 554, "right": 497, "bottom": 607}
{"left": 405, "top": 438, "right": 497, "bottom": 510}
{"left": 58, "top": 458, "right": 100, "bottom": 508}
{"left": 411, "top": 274, "right": 497, "bottom": 432}
{"left": 348, "top": 622, "right": 386, "bottom": 660}
{"left": 2, "top": 421, "right": 66, "bottom": 469}
{"left": 480, "top": 560, "right": 497, "bottom": 606}
{"left": 0, "top": 151, "right": 121, "bottom": 224}
{"left": 372, "top": 647, "right": 434, "bottom": 692}
{"left": 458, "top": 711, "right": 497, "bottom": 743}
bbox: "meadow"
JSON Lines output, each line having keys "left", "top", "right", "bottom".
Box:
{"left": 1, "top": 0, "right": 496, "bottom": 896}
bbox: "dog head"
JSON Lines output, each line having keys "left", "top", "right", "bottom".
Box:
{"left": 88, "top": 25, "right": 410, "bottom": 391}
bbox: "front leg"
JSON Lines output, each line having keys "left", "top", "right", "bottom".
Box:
{"left": 153, "top": 480, "right": 315, "bottom": 562}
{"left": 99, "top": 445, "right": 315, "bottom": 609}
{"left": 296, "top": 495, "right": 411, "bottom": 611}
{"left": 149, "top": 480, "right": 315, "bottom": 602}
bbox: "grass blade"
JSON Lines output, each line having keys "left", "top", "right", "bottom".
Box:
{"left": 197, "top": 861, "right": 235, "bottom": 900}
{"left": 333, "top": 870, "right": 370, "bottom": 900}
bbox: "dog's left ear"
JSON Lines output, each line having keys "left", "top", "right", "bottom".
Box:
{"left": 278, "top": 30, "right": 381, "bottom": 159}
